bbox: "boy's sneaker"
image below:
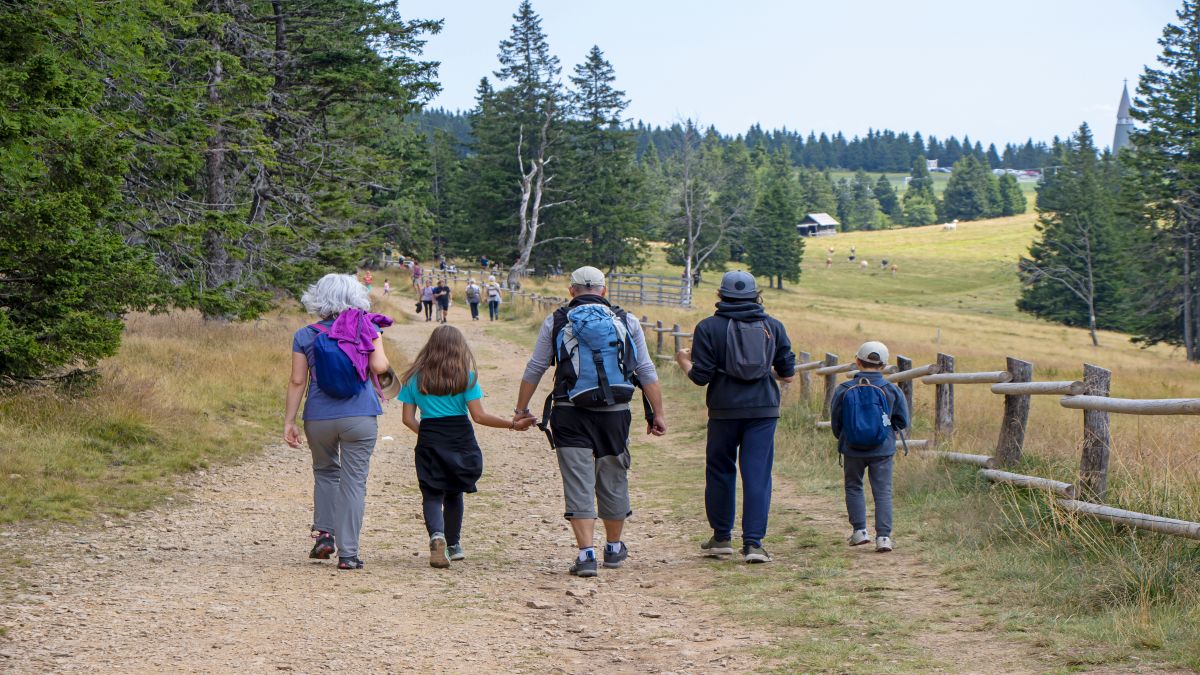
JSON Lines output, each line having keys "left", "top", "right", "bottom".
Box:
{"left": 743, "top": 544, "right": 773, "bottom": 564}
{"left": 446, "top": 543, "right": 465, "bottom": 561}
{"left": 336, "top": 556, "right": 364, "bottom": 570}
{"left": 569, "top": 552, "right": 598, "bottom": 578}
{"left": 309, "top": 531, "right": 335, "bottom": 559}
{"left": 875, "top": 536, "right": 894, "bottom": 553}
{"left": 602, "top": 542, "right": 629, "bottom": 569}
{"left": 848, "top": 529, "right": 871, "bottom": 547}
{"left": 429, "top": 534, "right": 450, "bottom": 568}
{"left": 700, "top": 537, "right": 735, "bottom": 556}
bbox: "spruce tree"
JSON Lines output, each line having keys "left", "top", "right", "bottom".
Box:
{"left": 942, "top": 155, "right": 999, "bottom": 221}
{"left": 997, "top": 174, "right": 1027, "bottom": 216}
{"left": 901, "top": 155, "right": 939, "bottom": 226}
{"left": 745, "top": 150, "right": 804, "bottom": 288}
{"left": 873, "top": 175, "right": 902, "bottom": 222}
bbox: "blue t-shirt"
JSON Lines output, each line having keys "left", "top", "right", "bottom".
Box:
{"left": 398, "top": 371, "right": 484, "bottom": 419}
{"left": 292, "top": 321, "right": 383, "bottom": 421}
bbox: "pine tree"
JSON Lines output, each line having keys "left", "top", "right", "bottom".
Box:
{"left": 1121, "top": 0, "right": 1200, "bottom": 359}
{"left": 797, "top": 169, "right": 837, "bottom": 215}
{"left": 745, "top": 150, "right": 804, "bottom": 288}
{"left": 902, "top": 155, "right": 939, "bottom": 226}
{"left": 996, "top": 173, "right": 1027, "bottom": 216}
{"left": 942, "top": 155, "right": 999, "bottom": 221}
{"left": 873, "top": 175, "right": 902, "bottom": 222}
{"left": 0, "top": 0, "right": 158, "bottom": 379}
{"left": 1017, "top": 125, "right": 1123, "bottom": 346}
{"left": 847, "top": 170, "right": 883, "bottom": 230}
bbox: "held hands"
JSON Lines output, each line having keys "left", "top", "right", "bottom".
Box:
{"left": 511, "top": 408, "right": 536, "bottom": 432}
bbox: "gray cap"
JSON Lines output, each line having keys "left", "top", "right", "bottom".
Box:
{"left": 570, "top": 266, "right": 606, "bottom": 288}
{"left": 856, "top": 341, "right": 890, "bottom": 366}
{"left": 718, "top": 270, "right": 758, "bottom": 299}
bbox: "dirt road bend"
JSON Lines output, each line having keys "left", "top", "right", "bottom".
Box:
{"left": 0, "top": 310, "right": 1044, "bottom": 673}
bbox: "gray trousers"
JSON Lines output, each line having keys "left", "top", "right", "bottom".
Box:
{"left": 843, "top": 454, "right": 894, "bottom": 537}
{"left": 305, "top": 416, "right": 378, "bottom": 558}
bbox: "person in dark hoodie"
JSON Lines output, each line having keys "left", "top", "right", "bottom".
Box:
{"left": 829, "top": 341, "right": 909, "bottom": 553}
{"left": 674, "top": 270, "right": 795, "bottom": 563}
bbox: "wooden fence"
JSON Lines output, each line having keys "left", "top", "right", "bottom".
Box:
{"left": 618, "top": 311, "right": 1200, "bottom": 542}
{"left": 607, "top": 274, "right": 691, "bottom": 308}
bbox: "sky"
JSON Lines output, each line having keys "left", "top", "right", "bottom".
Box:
{"left": 399, "top": 0, "right": 1181, "bottom": 150}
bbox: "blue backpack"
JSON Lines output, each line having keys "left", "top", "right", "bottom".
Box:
{"left": 839, "top": 378, "right": 894, "bottom": 450}
{"left": 552, "top": 303, "right": 637, "bottom": 407}
{"left": 308, "top": 324, "right": 365, "bottom": 399}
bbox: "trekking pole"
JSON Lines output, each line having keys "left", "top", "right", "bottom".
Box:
{"left": 896, "top": 427, "right": 911, "bottom": 457}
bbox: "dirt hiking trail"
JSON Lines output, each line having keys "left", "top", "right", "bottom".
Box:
{"left": 1, "top": 308, "right": 1074, "bottom": 673}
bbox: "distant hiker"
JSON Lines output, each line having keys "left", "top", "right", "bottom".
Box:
{"left": 674, "top": 271, "right": 795, "bottom": 564}
{"left": 513, "top": 266, "right": 666, "bottom": 578}
{"left": 433, "top": 279, "right": 451, "bottom": 324}
{"left": 829, "top": 341, "right": 910, "bottom": 554}
{"left": 383, "top": 279, "right": 391, "bottom": 296}
{"left": 283, "top": 273, "right": 395, "bottom": 571}
{"left": 465, "top": 278, "right": 482, "bottom": 321}
{"left": 420, "top": 282, "right": 434, "bottom": 322}
{"left": 439, "top": 258, "right": 447, "bottom": 272}
{"left": 399, "top": 325, "right": 534, "bottom": 568}
{"left": 362, "top": 270, "right": 373, "bottom": 291}
{"left": 485, "top": 276, "right": 502, "bottom": 321}
{"left": 412, "top": 263, "right": 423, "bottom": 290}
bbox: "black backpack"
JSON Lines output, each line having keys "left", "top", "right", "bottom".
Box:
{"left": 723, "top": 318, "right": 775, "bottom": 380}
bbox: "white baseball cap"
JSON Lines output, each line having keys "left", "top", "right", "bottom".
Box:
{"left": 855, "top": 341, "right": 889, "bottom": 366}
{"left": 569, "top": 266, "right": 606, "bottom": 288}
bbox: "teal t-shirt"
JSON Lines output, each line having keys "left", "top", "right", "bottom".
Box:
{"left": 398, "top": 371, "right": 484, "bottom": 418}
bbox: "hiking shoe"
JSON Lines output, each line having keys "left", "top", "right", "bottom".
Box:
{"left": 569, "top": 554, "right": 598, "bottom": 578}
{"left": 337, "top": 556, "right": 364, "bottom": 570}
{"left": 875, "top": 536, "right": 894, "bottom": 553}
{"left": 429, "top": 534, "right": 450, "bottom": 569}
{"left": 743, "top": 544, "right": 773, "bottom": 564}
{"left": 446, "top": 543, "right": 465, "bottom": 561}
{"left": 309, "top": 531, "right": 335, "bottom": 559}
{"left": 602, "top": 542, "right": 629, "bottom": 569}
{"left": 848, "top": 529, "right": 871, "bottom": 547}
{"left": 700, "top": 536, "right": 735, "bottom": 556}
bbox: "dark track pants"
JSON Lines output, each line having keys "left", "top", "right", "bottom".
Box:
{"left": 420, "top": 486, "right": 465, "bottom": 546}
{"left": 705, "top": 417, "right": 777, "bottom": 547}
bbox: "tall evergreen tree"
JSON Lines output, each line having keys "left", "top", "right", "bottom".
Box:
{"left": 1017, "top": 125, "right": 1123, "bottom": 346}
{"left": 873, "top": 175, "right": 902, "bottom": 222}
{"left": 745, "top": 150, "right": 804, "bottom": 288}
{"left": 797, "top": 169, "right": 837, "bottom": 216}
{"left": 902, "top": 155, "right": 939, "bottom": 226}
{"left": 996, "top": 173, "right": 1027, "bottom": 216}
{"left": 846, "top": 170, "right": 883, "bottom": 230}
{"left": 942, "top": 155, "right": 999, "bottom": 221}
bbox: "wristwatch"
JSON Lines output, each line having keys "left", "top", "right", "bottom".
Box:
{"left": 514, "top": 408, "right": 530, "bottom": 415}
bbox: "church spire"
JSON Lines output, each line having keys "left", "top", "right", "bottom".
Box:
{"left": 1113, "top": 81, "right": 1134, "bottom": 153}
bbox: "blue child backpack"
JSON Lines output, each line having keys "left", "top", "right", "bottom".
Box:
{"left": 840, "top": 377, "right": 893, "bottom": 450}
{"left": 308, "top": 324, "right": 365, "bottom": 399}
{"left": 552, "top": 304, "right": 637, "bottom": 407}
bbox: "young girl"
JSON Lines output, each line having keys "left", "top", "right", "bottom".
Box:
{"left": 399, "top": 325, "right": 534, "bottom": 568}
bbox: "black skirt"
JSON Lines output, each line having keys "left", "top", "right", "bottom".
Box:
{"left": 414, "top": 415, "right": 483, "bottom": 493}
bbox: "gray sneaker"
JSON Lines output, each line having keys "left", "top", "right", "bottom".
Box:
{"left": 602, "top": 542, "right": 629, "bottom": 569}
{"left": 446, "top": 543, "right": 465, "bottom": 561}
{"left": 700, "top": 537, "right": 735, "bottom": 556}
{"left": 743, "top": 544, "right": 773, "bottom": 564}
{"left": 875, "top": 536, "right": 894, "bottom": 553}
{"left": 569, "top": 553, "right": 598, "bottom": 577}
{"left": 848, "top": 529, "right": 871, "bottom": 546}
{"left": 429, "top": 533, "right": 449, "bottom": 569}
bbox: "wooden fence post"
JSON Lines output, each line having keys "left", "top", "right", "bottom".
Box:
{"left": 895, "top": 355, "right": 914, "bottom": 413}
{"left": 821, "top": 353, "right": 838, "bottom": 419}
{"left": 798, "top": 351, "right": 812, "bottom": 401}
{"left": 655, "top": 320, "right": 664, "bottom": 356}
{"left": 671, "top": 324, "right": 682, "bottom": 355}
{"left": 1078, "top": 363, "right": 1113, "bottom": 501}
{"left": 934, "top": 352, "right": 955, "bottom": 445}
{"left": 993, "top": 357, "right": 1033, "bottom": 467}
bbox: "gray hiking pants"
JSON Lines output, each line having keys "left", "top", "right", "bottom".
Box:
{"left": 305, "top": 416, "right": 378, "bottom": 558}
{"left": 843, "top": 454, "right": 893, "bottom": 537}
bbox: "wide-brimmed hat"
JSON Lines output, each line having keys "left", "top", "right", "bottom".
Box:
{"left": 375, "top": 366, "right": 402, "bottom": 400}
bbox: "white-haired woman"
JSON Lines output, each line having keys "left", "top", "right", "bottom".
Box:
{"left": 284, "top": 273, "right": 393, "bottom": 570}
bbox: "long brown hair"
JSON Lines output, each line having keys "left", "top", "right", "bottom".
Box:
{"left": 401, "top": 325, "right": 478, "bottom": 396}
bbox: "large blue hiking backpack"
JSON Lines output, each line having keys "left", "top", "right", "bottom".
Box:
{"left": 839, "top": 377, "right": 894, "bottom": 450}
{"left": 308, "top": 324, "right": 365, "bottom": 399}
{"left": 552, "top": 303, "right": 638, "bottom": 407}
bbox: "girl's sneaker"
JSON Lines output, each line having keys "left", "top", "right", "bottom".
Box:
{"left": 309, "top": 531, "right": 336, "bottom": 559}
{"left": 337, "top": 556, "right": 364, "bottom": 570}
{"left": 848, "top": 529, "right": 871, "bottom": 546}
{"left": 429, "top": 534, "right": 450, "bottom": 568}
{"left": 446, "top": 543, "right": 466, "bottom": 561}
{"left": 875, "top": 536, "right": 894, "bottom": 553}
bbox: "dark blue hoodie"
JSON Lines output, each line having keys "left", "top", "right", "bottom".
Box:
{"left": 686, "top": 300, "right": 796, "bottom": 419}
{"left": 830, "top": 370, "right": 910, "bottom": 458}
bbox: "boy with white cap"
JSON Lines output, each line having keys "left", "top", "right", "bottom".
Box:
{"left": 829, "top": 341, "right": 909, "bottom": 552}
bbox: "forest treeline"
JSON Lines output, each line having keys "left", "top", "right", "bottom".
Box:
{"left": 4, "top": 0, "right": 1200, "bottom": 383}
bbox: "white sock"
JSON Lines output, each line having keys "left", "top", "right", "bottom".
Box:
{"left": 605, "top": 541, "right": 622, "bottom": 553}
{"left": 577, "top": 547, "right": 595, "bottom": 561}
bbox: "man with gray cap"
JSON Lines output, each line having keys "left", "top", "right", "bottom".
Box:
{"left": 514, "top": 266, "right": 666, "bottom": 577}
{"left": 674, "top": 270, "right": 795, "bottom": 563}
{"left": 829, "top": 340, "right": 909, "bottom": 553}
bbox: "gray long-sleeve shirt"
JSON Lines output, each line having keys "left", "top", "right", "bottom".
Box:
{"left": 522, "top": 309, "right": 659, "bottom": 386}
